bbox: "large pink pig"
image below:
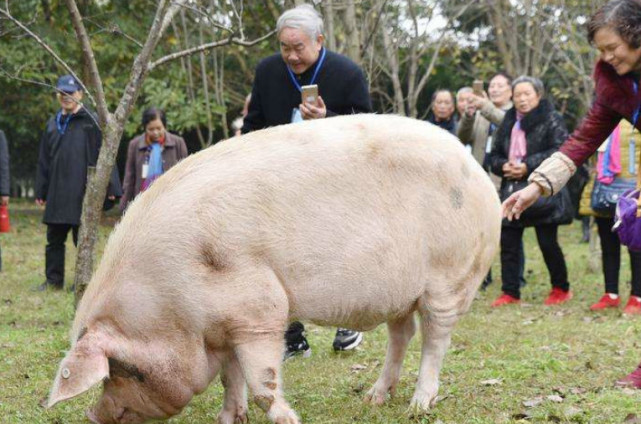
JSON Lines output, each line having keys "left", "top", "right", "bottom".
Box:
{"left": 47, "top": 114, "right": 500, "bottom": 423}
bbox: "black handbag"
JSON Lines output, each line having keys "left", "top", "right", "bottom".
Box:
{"left": 590, "top": 177, "right": 636, "bottom": 214}
{"left": 501, "top": 179, "right": 557, "bottom": 219}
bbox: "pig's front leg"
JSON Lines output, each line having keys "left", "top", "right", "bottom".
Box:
{"left": 234, "top": 337, "right": 299, "bottom": 424}
{"left": 218, "top": 352, "right": 248, "bottom": 424}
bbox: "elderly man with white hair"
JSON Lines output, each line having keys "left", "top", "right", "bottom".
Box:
{"left": 242, "top": 4, "right": 372, "bottom": 359}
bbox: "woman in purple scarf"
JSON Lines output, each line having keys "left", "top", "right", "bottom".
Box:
{"left": 488, "top": 76, "right": 573, "bottom": 307}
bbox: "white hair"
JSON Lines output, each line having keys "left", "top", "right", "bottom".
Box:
{"left": 277, "top": 4, "right": 324, "bottom": 41}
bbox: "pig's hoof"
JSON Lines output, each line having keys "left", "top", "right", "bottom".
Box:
{"left": 217, "top": 407, "right": 248, "bottom": 424}
{"left": 267, "top": 404, "right": 300, "bottom": 424}
{"left": 364, "top": 386, "right": 390, "bottom": 406}
{"left": 408, "top": 390, "right": 438, "bottom": 416}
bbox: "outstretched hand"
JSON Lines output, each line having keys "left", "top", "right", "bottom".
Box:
{"left": 501, "top": 183, "right": 543, "bottom": 221}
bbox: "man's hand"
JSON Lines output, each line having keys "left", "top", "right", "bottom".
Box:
{"left": 468, "top": 92, "right": 488, "bottom": 111}
{"left": 300, "top": 96, "right": 327, "bottom": 120}
{"left": 502, "top": 182, "right": 543, "bottom": 221}
{"left": 0, "top": 196, "right": 8, "bottom": 206}
{"left": 35, "top": 198, "right": 46, "bottom": 207}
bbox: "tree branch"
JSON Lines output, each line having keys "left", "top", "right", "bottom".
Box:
{"left": 64, "top": 0, "right": 109, "bottom": 126}
{"left": 0, "top": 4, "right": 97, "bottom": 107}
{"left": 148, "top": 29, "right": 276, "bottom": 71}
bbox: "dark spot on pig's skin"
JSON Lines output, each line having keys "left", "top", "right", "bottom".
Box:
{"left": 449, "top": 187, "right": 463, "bottom": 209}
{"left": 200, "top": 244, "right": 226, "bottom": 272}
{"left": 254, "top": 394, "right": 274, "bottom": 411}
{"left": 108, "top": 358, "right": 145, "bottom": 383}
{"left": 264, "top": 368, "right": 276, "bottom": 381}
{"left": 261, "top": 368, "right": 277, "bottom": 390}
{"left": 77, "top": 327, "right": 88, "bottom": 342}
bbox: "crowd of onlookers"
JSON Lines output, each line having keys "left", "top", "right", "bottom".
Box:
{"left": 1, "top": 0, "right": 641, "bottom": 387}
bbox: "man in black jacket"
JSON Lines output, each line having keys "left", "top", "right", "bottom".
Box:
{"left": 0, "top": 129, "right": 9, "bottom": 272}
{"left": 242, "top": 4, "right": 372, "bottom": 358}
{"left": 34, "top": 75, "right": 121, "bottom": 291}
{"left": 242, "top": 6, "right": 371, "bottom": 133}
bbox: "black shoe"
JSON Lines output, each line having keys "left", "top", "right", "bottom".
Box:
{"left": 332, "top": 328, "right": 363, "bottom": 351}
{"left": 32, "top": 281, "right": 63, "bottom": 292}
{"left": 480, "top": 277, "right": 493, "bottom": 291}
{"left": 284, "top": 335, "right": 311, "bottom": 361}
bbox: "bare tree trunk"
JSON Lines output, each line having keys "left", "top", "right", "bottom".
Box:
{"left": 344, "top": 0, "right": 360, "bottom": 64}
{"left": 379, "top": 15, "right": 404, "bottom": 115}
{"left": 322, "top": 0, "right": 336, "bottom": 51}
{"left": 179, "top": 11, "right": 206, "bottom": 147}
{"left": 198, "top": 24, "right": 215, "bottom": 147}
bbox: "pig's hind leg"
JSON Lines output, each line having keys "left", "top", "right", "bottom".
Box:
{"left": 218, "top": 352, "right": 248, "bottom": 424}
{"left": 365, "top": 313, "right": 416, "bottom": 405}
{"left": 409, "top": 302, "right": 460, "bottom": 413}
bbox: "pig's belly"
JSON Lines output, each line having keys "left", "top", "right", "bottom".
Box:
{"left": 284, "top": 275, "right": 424, "bottom": 330}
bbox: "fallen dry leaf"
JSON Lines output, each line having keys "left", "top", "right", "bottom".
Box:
{"left": 547, "top": 394, "right": 564, "bottom": 403}
{"left": 350, "top": 364, "right": 366, "bottom": 372}
{"left": 624, "top": 413, "right": 641, "bottom": 423}
{"left": 523, "top": 397, "right": 543, "bottom": 408}
{"left": 480, "top": 378, "right": 502, "bottom": 386}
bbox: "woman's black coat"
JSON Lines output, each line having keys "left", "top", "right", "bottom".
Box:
{"left": 489, "top": 98, "right": 573, "bottom": 227}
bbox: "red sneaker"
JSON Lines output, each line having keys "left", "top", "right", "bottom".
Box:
{"left": 491, "top": 293, "right": 520, "bottom": 307}
{"left": 616, "top": 363, "right": 641, "bottom": 388}
{"left": 623, "top": 296, "right": 641, "bottom": 315}
{"left": 589, "top": 293, "right": 620, "bottom": 311}
{"left": 544, "top": 287, "right": 573, "bottom": 305}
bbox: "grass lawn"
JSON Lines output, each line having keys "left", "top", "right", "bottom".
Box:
{"left": 1, "top": 200, "right": 640, "bottom": 423}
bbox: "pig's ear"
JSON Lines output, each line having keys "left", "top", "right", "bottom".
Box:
{"left": 47, "top": 343, "right": 109, "bottom": 408}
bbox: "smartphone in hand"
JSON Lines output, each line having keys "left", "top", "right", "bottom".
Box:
{"left": 301, "top": 84, "right": 319, "bottom": 105}
{"left": 473, "top": 80, "right": 484, "bottom": 96}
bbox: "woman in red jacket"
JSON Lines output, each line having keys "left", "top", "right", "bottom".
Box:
{"left": 502, "top": 0, "right": 641, "bottom": 388}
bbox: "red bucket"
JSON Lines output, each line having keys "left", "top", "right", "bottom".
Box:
{"left": 0, "top": 204, "right": 10, "bottom": 233}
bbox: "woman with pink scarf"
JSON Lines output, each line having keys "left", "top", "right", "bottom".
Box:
{"left": 488, "top": 76, "right": 573, "bottom": 307}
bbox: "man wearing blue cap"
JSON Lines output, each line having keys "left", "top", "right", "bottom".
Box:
{"left": 34, "top": 75, "right": 122, "bottom": 291}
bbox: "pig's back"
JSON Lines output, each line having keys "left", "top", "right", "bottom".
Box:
{"left": 111, "top": 114, "right": 500, "bottom": 329}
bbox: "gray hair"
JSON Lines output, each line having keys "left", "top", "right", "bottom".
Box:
{"left": 277, "top": 4, "right": 324, "bottom": 41}
{"left": 456, "top": 87, "right": 473, "bottom": 97}
{"left": 512, "top": 75, "right": 545, "bottom": 97}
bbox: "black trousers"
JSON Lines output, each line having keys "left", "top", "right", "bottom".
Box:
{"left": 501, "top": 225, "right": 568, "bottom": 299}
{"left": 45, "top": 224, "right": 78, "bottom": 287}
{"left": 596, "top": 216, "right": 641, "bottom": 296}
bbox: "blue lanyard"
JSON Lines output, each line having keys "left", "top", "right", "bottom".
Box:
{"left": 633, "top": 80, "right": 640, "bottom": 127}
{"left": 285, "top": 48, "right": 326, "bottom": 93}
{"left": 55, "top": 111, "right": 72, "bottom": 135}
